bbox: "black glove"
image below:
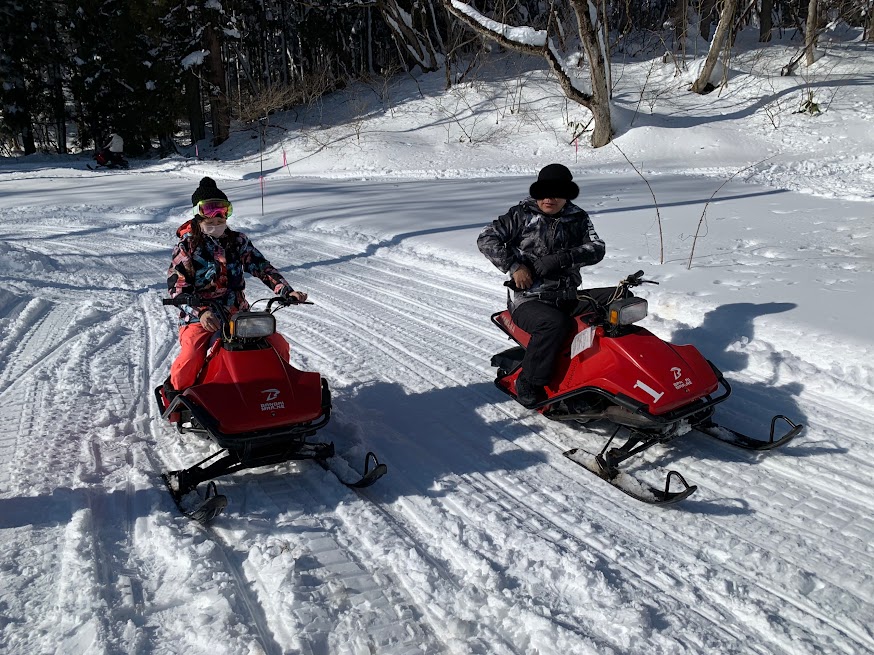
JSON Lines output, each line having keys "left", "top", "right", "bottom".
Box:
{"left": 532, "top": 252, "right": 572, "bottom": 276}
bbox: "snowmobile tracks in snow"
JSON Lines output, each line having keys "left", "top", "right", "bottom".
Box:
{"left": 222, "top": 471, "right": 443, "bottom": 654}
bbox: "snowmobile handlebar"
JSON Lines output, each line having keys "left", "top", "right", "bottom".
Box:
{"left": 163, "top": 294, "right": 311, "bottom": 312}
{"left": 265, "top": 296, "right": 313, "bottom": 310}
{"left": 162, "top": 295, "right": 193, "bottom": 307}
{"left": 502, "top": 281, "right": 579, "bottom": 303}
{"left": 622, "top": 270, "right": 658, "bottom": 288}
{"left": 502, "top": 270, "right": 658, "bottom": 302}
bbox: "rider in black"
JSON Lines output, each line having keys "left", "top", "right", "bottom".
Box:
{"left": 478, "top": 164, "right": 608, "bottom": 406}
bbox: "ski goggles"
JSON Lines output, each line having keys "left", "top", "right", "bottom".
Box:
{"left": 195, "top": 199, "right": 233, "bottom": 219}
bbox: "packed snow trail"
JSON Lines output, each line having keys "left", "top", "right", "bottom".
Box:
{"left": 1, "top": 170, "right": 872, "bottom": 655}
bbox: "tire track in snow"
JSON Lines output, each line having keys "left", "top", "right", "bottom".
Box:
{"left": 505, "top": 405, "right": 874, "bottom": 655}
{"left": 0, "top": 298, "right": 67, "bottom": 396}
{"left": 489, "top": 417, "right": 873, "bottom": 655}
{"left": 0, "top": 290, "right": 149, "bottom": 652}
{"left": 333, "top": 396, "right": 760, "bottom": 654}
{"left": 285, "top": 231, "right": 499, "bottom": 334}
{"left": 490, "top": 387, "right": 874, "bottom": 652}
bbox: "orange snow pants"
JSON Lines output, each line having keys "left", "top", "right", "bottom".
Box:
{"left": 169, "top": 323, "right": 291, "bottom": 390}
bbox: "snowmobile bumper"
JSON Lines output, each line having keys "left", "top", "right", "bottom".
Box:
{"left": 160, "top": 378, "right": 332, "bottom": 448}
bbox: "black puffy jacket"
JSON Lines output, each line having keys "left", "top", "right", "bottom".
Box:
{"left": 477, "top": 198, "right": 605, "bottom": 294}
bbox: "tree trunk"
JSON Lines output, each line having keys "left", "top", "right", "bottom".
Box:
{"left": 21, "top": 121, "right": 36, "bottom": 155}
{"left": 699, "top": 0, "right": 718, "bottom": 41}
{"left": 669, "top": 0, "right": 688, "bottom": 54}
{"left": 691, "top": 0, "right": 738, "bottom": 94}
{"left": 805, "top": 0, "right": 819, "bottom": 66}
{"left": 278, "top": 0, "right": 290, "bottom": 85}
{"left": 379, "top": 0, "right": 440, "bottom": 72}
{"left": 204, "top": 23, "right": 230, "bottom": 146}
{"left": 186, "top": 72, "right": 206, "bottom": 145}
{"left": 759, "top": 0, "right": 774, "bottom": 42}
{"left": 159, "top": 133, "right": 179, "bottom": 157}
{"left": 52, "top": 62, "right": 67, "bottom": 154}
{"left": 569, "top": 0, "right": 612, "bottom": 145}
{"left": 441, "top": 0, "right": 613, "bottom": 147}
{"left": 868, "top": 3, "right": 874, "bottom": 43}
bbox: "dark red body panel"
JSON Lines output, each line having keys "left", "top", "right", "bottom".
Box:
{"left": 495, "top": 310, "right": 719, "bottom": 415}
{"left": 183, "top": 345, "right": 325, "bottom": 434}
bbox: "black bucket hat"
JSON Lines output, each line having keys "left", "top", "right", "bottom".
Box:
{"left": 529, "top": 163, "right": 579, "bottom": 200}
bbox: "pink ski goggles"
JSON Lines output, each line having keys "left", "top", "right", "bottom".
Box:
{"left": 196, "top": 199, "right": 233, "bottom": 219}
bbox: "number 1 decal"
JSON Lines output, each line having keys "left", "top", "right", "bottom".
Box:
{"left": 634, "top": 380, "right": 664, "bottom": 404}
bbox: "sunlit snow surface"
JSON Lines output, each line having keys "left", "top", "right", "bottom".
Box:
{"left": 1, "top": 26, "right": 872, "bottom": 655}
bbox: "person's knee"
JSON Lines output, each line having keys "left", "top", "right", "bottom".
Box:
{"left": 171, "top": 326, "right": 211, "bottom": 388}
{"left": 536, "top": 316, "right": 571, "bottom": 337}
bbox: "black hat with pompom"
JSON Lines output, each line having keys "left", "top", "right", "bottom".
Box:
{"left": 191, "top": 177, "right": 228, "bottom": 207}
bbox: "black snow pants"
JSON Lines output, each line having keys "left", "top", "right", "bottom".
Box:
{"left": 512, "top": 287, "right": 617, "bottom": 386}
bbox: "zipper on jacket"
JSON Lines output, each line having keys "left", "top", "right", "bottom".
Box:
{"left": 548, "top": 214, "right": 560, "bottom": 251}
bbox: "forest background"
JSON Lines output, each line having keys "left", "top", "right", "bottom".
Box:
{"left": 2, "top": 0, "right": 873, "bottom": 157}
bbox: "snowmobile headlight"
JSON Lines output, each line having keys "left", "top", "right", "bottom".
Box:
{"left": 608, "top": 298, "right": 648, "bottom": 327}
{"left": 229, "top": 312, "right": 276, "bottom": 338}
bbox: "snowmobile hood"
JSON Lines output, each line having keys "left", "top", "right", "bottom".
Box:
{"left": 591, "top": 330, "right": 720, "bottom": 415}
{"left": 184, "top": 346, "right": 326, "bottom": 435}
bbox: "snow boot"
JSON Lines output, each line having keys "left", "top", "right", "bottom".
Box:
{"left": 514, "top": 377, "right": 541, "bottom": 408}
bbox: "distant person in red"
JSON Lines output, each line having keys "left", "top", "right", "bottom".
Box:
{"left": 165, "top": 177, "right": 307, "bottom": 392}
{"left": 99, "top": 131, "right": 127, "bottom": 167}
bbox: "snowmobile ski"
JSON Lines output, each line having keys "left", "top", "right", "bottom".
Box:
{"left": 187, "top": 482, "right": 229, "bottom": 523}
{"left": 162, "top": 450, "right": 387, "bottom": 523}
{"left": 318, "top": 451, "right": 388, "bottom": 489}
{"left": 162, "top": 474, "right": 228, "bottom": 525}
{"left": 562, "top": 447, "right": 697, "bottom": 505}
{"left": 697, "top": 415, "right": 802, "bottom": 451}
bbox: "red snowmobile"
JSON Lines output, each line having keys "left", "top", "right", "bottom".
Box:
{"left": 155, "top": 295, "right": 386, "bottom": 523}
{"left": 490, "top": 270, "right": 803, "bottom": 504}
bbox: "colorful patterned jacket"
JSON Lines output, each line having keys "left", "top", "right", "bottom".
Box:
{"left": 477, "top": 198, "right": 605, "bottom": 301}
{"left": 167, "top": 220, "right": 292, "bottom": 325}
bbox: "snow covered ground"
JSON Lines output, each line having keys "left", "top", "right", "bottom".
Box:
{"left": 1, "top": 26, "right": 872, "bottom": 655}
